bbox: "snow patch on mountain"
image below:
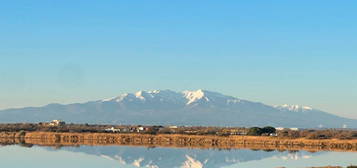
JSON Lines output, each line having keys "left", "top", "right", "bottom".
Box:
{"left": 275, "top": 104, "right": 313, "bottom": 112}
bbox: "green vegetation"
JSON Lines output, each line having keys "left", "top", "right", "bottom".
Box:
{"left": 247, "top": 127, "right": 263, "bottom": 136}
{"left": 247, "top": 126, "right": 276, "bottom": 136}
{"left": 347, "top": 166, "right": 357, "bottom": 168}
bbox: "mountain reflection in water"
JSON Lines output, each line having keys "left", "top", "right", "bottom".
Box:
{"left": 1, "top": 145, "right": 357, "bottom": 168}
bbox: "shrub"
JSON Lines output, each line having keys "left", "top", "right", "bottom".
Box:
{"left": 262, "top": 126, "right": 276, "bottom": 134}
{"left": 247, "top": 126, "right": 276, "bottom": 136}
{"left": 347, "top": 166, "right": 357, "bottom": 168}
{"left": 247, "top": 127, "right": 263, "bottom": 136}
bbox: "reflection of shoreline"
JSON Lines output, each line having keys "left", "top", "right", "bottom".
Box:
{"left": 1, "top": 131, "right": 357, "bottom": 152}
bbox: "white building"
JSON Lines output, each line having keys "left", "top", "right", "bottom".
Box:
{"left": 105, "top": 127, "right": 121, "bottom": 132}
{"left": 49, "top": 120, "right": 65, "bottom": 126}
{"left": 137, "top": 127, "right": 144, "bottom": 132}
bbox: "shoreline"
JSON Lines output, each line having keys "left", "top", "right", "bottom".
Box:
{"left": 1, "top": 131, "right": 357, "bottom": 152}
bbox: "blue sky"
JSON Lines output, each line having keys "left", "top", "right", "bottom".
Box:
{"left": 1, "top": 1, "right": 356, "bottom": 118}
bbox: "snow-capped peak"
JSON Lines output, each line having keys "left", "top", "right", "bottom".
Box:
{"left": 100, "top": 89, "right": 242, "bottom": 106}
{"left": 135, "top": 91, "right": 152, "bottom": 100}
{"left": 183, "top": 89, "right": 209, "bottom": 105}
{"left": 101, "top": 90, "right": 183, "bottom": 103}
{"left": 182, "top": 89, "right": 242, "bottom": 105}
{"left": 275, "top": 104, "right": 313, "bottom": 112}
{"left": 101, "top": 93, "right": 131, "bottom": 102}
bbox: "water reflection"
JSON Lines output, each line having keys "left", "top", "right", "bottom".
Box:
{"left": 60, "top": 145, "right": 281, "bottom": 167}
{"left": 0, "top": 144, "right": 357, "bottom": 168}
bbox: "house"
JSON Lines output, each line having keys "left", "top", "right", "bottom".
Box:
{"left": 237, "top": 132, "right": 247, "bottom": 135}
{"left": 49, "top": 120, "right": 65, "bottom": 126}
{"left": 129, "top": 127, "right": 136, "bottom": 132}
{"left": 105, "top": 127, "right": 121, "bottom": 133}
{"left": 122, "top": 128, "right": 129, "bottom": 132}
{"left": 184, "top": 130, "right": 198, "bottom": 134}
{"left": 289, "top": 128, "right": 299, "bottom": 131}
{"left": 137, "top": 126, "right": 144, "bottom": 132}
{"left": 275, "top": 127, "right": 285, "bottom": 131}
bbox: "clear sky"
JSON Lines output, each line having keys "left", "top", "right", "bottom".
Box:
{"left": 1, "top": 1, "right": 356, "bottom": 119}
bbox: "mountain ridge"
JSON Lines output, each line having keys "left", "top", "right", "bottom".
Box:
{"left": 100, "top": 89, "right": 243, "bottom": 105}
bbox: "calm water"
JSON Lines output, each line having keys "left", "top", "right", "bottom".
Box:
{"left": 0, "top": 145, "right": 357, "bottom": 168}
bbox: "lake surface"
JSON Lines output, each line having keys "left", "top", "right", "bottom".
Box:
{"left": 1, "top": 145, "right": 357, "bottom": 168}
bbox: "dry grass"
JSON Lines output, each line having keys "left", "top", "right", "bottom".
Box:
{"left": 1, "top": 131, "right": 357, "bottom": 152}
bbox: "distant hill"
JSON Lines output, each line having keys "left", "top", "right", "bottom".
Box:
{"left": 0, "top": 89, "right": 356, "bottom": 128}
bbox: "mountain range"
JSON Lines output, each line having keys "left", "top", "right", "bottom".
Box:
{"left": 0, "top": 89, "right": 356, "bottom": 128}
